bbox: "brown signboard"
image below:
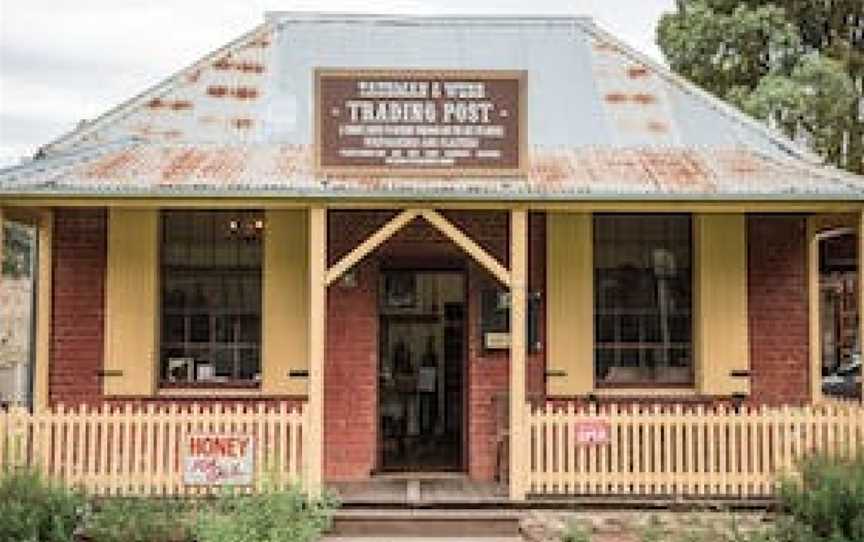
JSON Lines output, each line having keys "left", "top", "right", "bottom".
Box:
{"left": 315, "top": 69, "right": 526, "bottom": 176}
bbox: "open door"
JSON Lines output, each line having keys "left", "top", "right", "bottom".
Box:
{"left": 378, "top": 271, "right": 466, "bottom": 472}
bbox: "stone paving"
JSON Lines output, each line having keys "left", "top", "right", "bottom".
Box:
{"left": 322, "top": 538, "right": 523, "bottom": 542}
{"left": 520, "top": 510, "right": 775, "bottom": 542}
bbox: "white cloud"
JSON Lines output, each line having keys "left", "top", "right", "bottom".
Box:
{"left": 0, "top": 0, "right": 675, "bottom": 166}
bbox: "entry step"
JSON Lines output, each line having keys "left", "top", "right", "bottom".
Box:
{"left": 329, "top": 508, "right": 524, "bottom": 537}
{"left": 329, "top": 477, "right": 508, "bottom": 506}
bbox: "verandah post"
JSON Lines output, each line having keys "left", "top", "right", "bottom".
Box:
{"left": 859, "top": 210, "right": 864, "bottom": 404}
{"left": 34, "top": 210, "right": 52, "bottom": 412}
{"left": 0, "top": 207, "right": 4, "bottom": 296}
{"left": 509, "top": 208, "right": 528, "bottom": 500}
{"left": 306, "top": 206, "right": 326, "bottom": 494}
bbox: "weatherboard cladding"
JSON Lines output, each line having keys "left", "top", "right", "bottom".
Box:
{"left": 2, "top": 13, "right": 863, "bottom": 199}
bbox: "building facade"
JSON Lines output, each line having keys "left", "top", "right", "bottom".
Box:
{"left": 0, "top": 14, "right": 862, "bottom": 492}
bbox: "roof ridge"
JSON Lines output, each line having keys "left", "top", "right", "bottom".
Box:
{"left": 267, "top": 12, "right": 596, "bottom": 24}
{"left": 39, "top": 21, "right": 275, "bottom": 157}
{"left": 574, "top": 18, "right": 823, "bottom": 166}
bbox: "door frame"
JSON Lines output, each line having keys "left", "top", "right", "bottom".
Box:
{"left": 374, "top": 266, "right": 469, "bottom": 473}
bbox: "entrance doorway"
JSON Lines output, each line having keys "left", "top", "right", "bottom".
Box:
{"left": 378, "top": 270, "right": 466, "bottom": 472}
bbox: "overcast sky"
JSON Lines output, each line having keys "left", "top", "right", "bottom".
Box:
{"left": 0, "top": 0, "right": 676, "bottom": 167}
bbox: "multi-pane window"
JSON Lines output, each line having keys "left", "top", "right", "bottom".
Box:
{"left": 160, "top": 211, "right": 263, "bottom": 387}
{"left": 594, "top": 215, "right": 693, "bottom": 386}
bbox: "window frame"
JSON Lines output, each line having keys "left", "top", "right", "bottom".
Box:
{"left": 157, "top": 210, "right": 264, "bottom": 390}
{"left": 592, "top": 213, "right": 695, "bottom": 389}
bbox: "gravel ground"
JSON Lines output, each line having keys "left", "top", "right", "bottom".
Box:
{"left": 520, "top": 510, "right": 775, "bottom": 542}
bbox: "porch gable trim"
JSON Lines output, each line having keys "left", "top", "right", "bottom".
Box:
{"left": 419, "top": 209, "right": 511, "bottom": 286}
{"left": 325, "top": 209, "right": 421, "bottom": 286}
{"left": 324, "top": 208, "right": 513, "bottom": 287}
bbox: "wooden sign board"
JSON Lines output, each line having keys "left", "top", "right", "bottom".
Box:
{"left": 184, "top": 434, "right": 254, "bottom": 486}
{"left": 315, "top": 69, "right": 526, "bottom": 176}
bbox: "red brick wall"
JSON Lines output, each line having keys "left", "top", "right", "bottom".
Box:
{"left": 747, "top": 215, "right": 811, "bottom": 405}
{"left": 324, "top": 211, "right": 546, "bottom": 482}
{"left": 50, "top": 208, "right": 107, "bottom": 405}
{"left": 49, "top": 208, "right": 307, "bottom": 410}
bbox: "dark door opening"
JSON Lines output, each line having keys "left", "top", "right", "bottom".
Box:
{"left": 378, "top": 270, "right": 466, "bottom": 472}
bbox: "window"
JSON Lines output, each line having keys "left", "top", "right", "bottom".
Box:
{"left": 160, "top": 211, "right": 263, "bottom": 387}
{"left": 594, "top": 215, "right": 693, "bottom": 386}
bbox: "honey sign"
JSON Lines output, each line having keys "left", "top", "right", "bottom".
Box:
{"left": 184, "top": 435, "right": 254, "bottom": 486}
{"left": 316, "top": 69, "right": 526, "bottom": 175}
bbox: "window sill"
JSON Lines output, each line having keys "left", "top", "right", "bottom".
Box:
{"left": 157, "top": 382, "right": 262, "bottom": 398}
{"left": 591, "top": 387, "right": 700, "bottom": 398}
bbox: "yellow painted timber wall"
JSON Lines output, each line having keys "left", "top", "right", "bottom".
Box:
{"left": 695, "top": 214, "right": 750, "bottom": 396}
{"left": 104, "top": 209, "right": 158, "bottom": 396}
{"left": 546, "top": 212, "right": 594, "bottom": 396}
{"left": 262, "top": 210, "right": 309, "bottom": 395}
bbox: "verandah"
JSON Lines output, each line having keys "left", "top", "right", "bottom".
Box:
{"left": 1, "top": 400, "right": 862, "bottom": 499}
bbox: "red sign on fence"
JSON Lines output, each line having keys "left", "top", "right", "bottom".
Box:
{"left": 574, "top": 421, "right": 611, "bottom": 445}
{"left": 184, "top": 435, "right": 254, "bottom": 486}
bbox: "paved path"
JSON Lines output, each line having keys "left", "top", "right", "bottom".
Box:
{"left": 322, "top": 538, "right": 523, "bottom": 542}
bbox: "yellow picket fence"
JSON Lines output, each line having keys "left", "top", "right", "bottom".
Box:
{"left": 0, "top": 402, "right": 306, "bottom": 496}
{"left": 526, "top": 402, "right": 864, "bottom": 499}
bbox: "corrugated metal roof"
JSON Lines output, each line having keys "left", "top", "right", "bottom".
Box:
{"left": 2, "top": 140, "right": 861, "bottom": 200}
{"left": 2, "top": 13, "right": 862, "bottom": 200}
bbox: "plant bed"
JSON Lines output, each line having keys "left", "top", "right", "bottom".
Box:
{"left": 1, "top": 469, "right": 338, "bottom": 542}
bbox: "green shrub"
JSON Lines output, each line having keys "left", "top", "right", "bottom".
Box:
{"left": 0, "top": 469, "right": 84, "bottom": 542}
{"left": 193, "top": 484, "right": 338, "bottom": 542}
{"left": 774, "top": 455, "right": 864, "bottom": 542}
{"left": 560, "top": 519, "right": 591, "bottom": 542}
{"left": 84, "top": 498, "right": 193, "bottom": 542}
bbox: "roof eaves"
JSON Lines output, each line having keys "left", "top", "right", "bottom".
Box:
{"left": 2, "top": 184, "right": 862, "bottom": 202}
{"left": 0, "top": 138, "right": 143, "bottom": 184}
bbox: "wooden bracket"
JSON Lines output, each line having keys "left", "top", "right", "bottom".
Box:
{"left": 325, "top": 208, "right": 512, "bottom": 288}
{"left": 325, "top": 209, "right": 420, "bottom": 286}
{"left": 419, "top": 209, "right": 511, "bottom": 287}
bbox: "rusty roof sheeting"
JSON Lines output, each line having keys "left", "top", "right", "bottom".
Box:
{"left": 2, "top": 141, "right": 862, "bottom": 200}
{"left": 7, "top": 13, "right": 861, "bottom": 201}
{"left": 39, "top": 14, "right": 811, "bottom": 162}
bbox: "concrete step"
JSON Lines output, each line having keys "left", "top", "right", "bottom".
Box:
{"left": 329, "top": 508, "right": 524, "bottom": 538}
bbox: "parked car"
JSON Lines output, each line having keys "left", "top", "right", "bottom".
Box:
{"left": 822, "top": 354, "right": 862, "bottom": 399}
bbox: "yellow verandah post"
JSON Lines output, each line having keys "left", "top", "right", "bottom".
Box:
{"left": 34, "top": 210, "right": 52, "bottom": 412}
{"left": 859, "top": 211, "right": 864, "bottom": 404}
{"left": 509, "top": 208, "right": 528, "bottom": 500}
{"left": 306, "top": 207, "right": 326, "bottom": 494}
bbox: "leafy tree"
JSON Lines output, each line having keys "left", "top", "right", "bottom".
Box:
{"left": 658, "top": 1, "right": 864, "bottom": 173}
{"left": 2, "top": 223, "right": 33, "bottom": 279}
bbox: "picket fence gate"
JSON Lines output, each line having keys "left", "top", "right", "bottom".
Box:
{"left": 0, "top": 402, "right": 306, "bottom": 496}
{"left": 525, "top": 402, "right": 864, "bottom": 499}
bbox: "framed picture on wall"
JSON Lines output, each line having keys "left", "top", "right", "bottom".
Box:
{"left": 383, "top": 272, "right": 417, "bottom": 309}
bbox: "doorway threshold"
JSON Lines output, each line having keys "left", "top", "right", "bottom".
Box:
{"left": 328, "top": 476, "right": 508, "bottom": 507}
{"left": 372, "top": 471, "right": 466, "bottom": 480}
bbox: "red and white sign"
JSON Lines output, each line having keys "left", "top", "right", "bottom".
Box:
{"left": 184, "top": 434, "right": 254, "bottom": 486}
{"left": 574, "top": 421, "right": 611, "bottom": 445}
